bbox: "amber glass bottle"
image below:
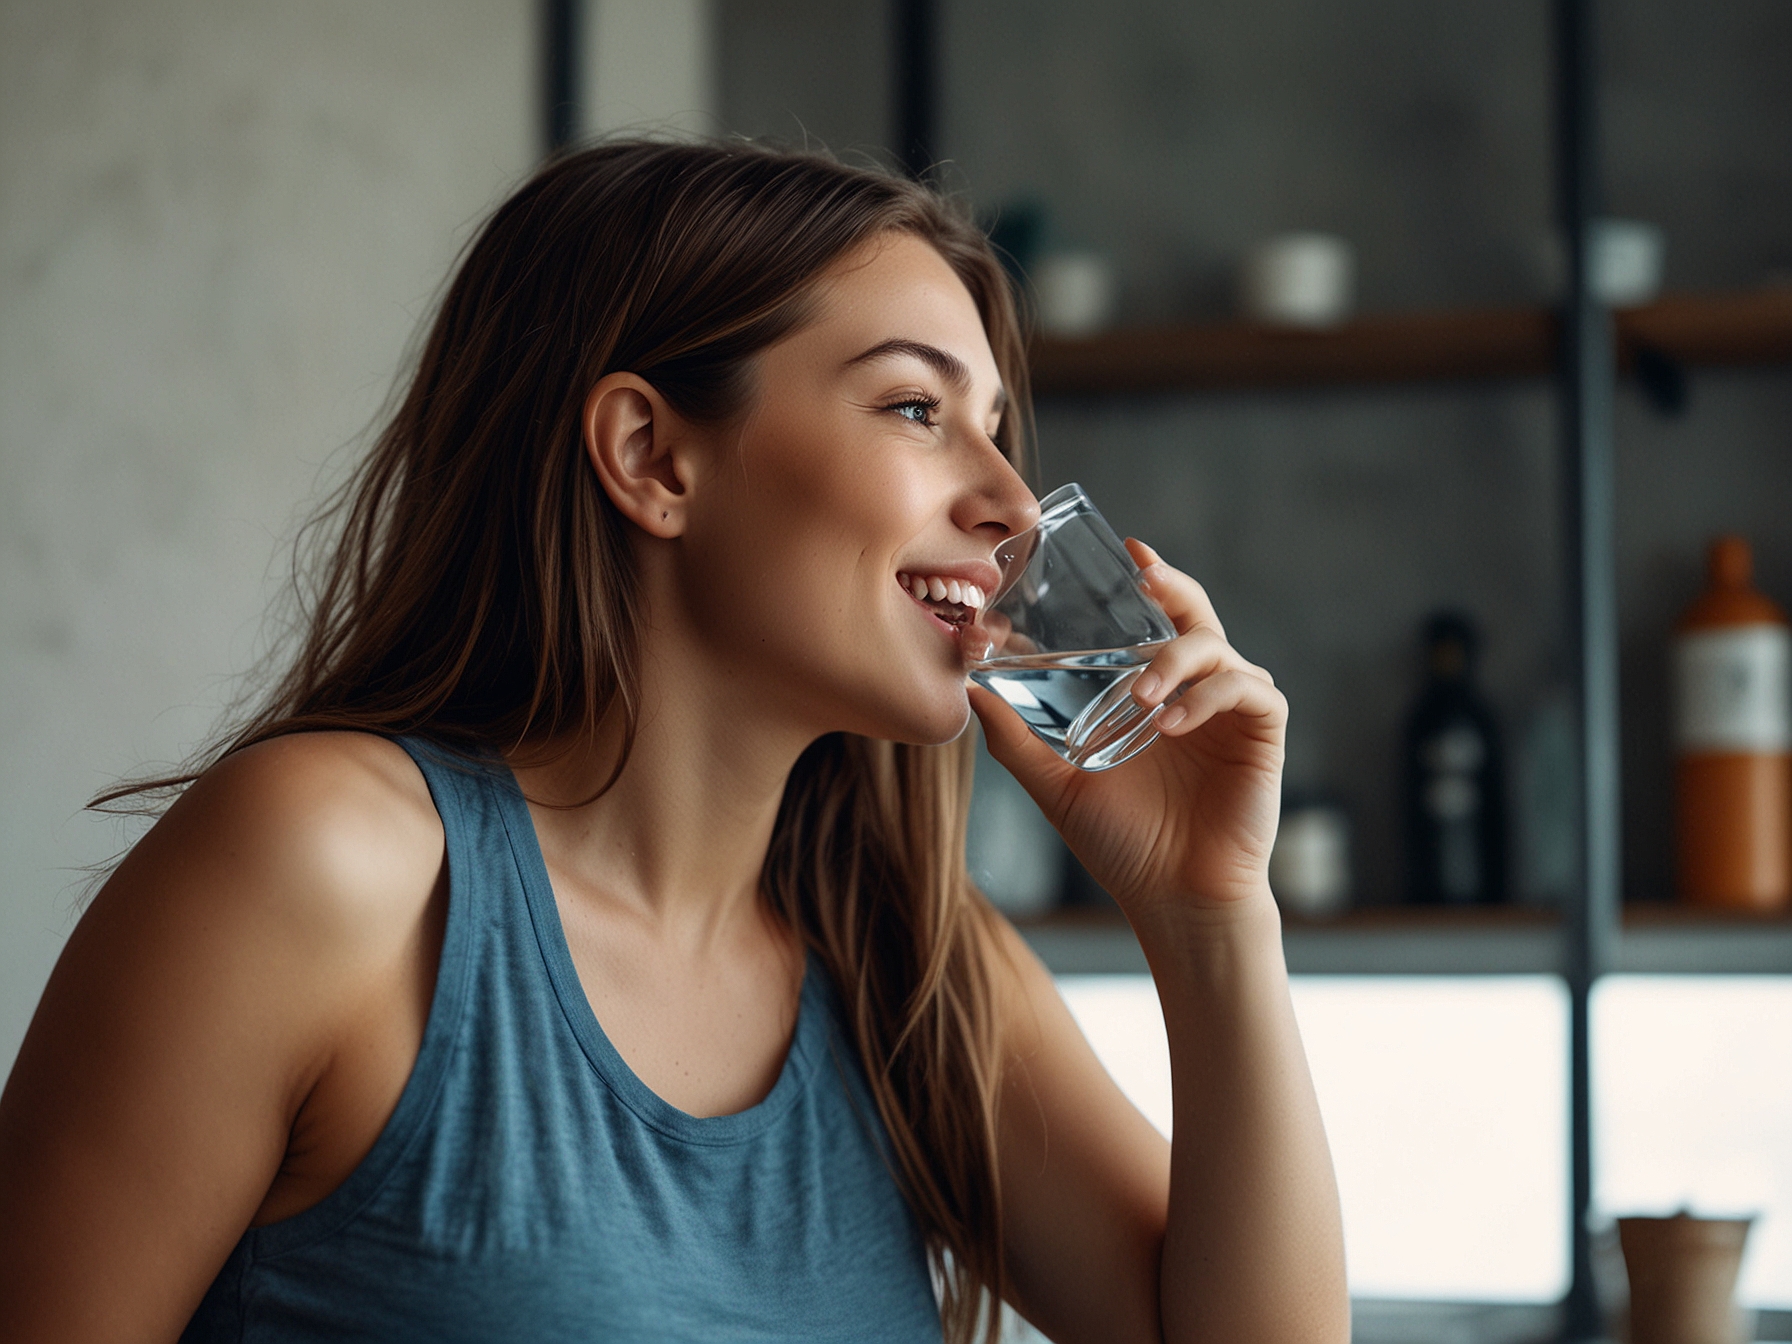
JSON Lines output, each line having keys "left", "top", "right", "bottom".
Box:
{"left": 1674, "top": 536, "right": 1791, "bottom": 911}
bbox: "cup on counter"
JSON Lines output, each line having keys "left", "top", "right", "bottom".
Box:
{"left": 1617, "top": 1212, "right": 1755, "bottom": 1344}
{"left": 1239, "top": 232, "right": 1355, "bottom": 328}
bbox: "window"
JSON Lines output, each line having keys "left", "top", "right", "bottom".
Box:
{"left": 1057, "top": 974, "right": 1570, "bottom": 1301}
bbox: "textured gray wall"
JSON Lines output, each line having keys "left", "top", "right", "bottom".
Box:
{"left": 716, "top": 0, "right": 890, "bottom": 159}
{"left": 0, "top": 0, "right": 533, "bottom": 1072}
{"left": 718, "top": 0, "right": 1792, "bottom": 906}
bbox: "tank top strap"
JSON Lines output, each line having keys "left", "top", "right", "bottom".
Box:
{"left": 387, "top": 732, "right": 542, "bottom": 991}
{"left": 390, "top": 734, "right": 526, "bottom": 930}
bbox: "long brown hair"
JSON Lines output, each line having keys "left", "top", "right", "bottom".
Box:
{"left": 102, "top": 140, "right": 1033, "bottom": 1343}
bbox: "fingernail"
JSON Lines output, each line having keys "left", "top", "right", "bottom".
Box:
{"left": 1135, "top": 671, "right": 1162, "bottom": 702}
{"left": 1156, "top": 703, "right": 1187, "bottom": 731}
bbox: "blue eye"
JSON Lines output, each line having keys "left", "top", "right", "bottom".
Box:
{"left": 888, "top": 397, "right": 940, "bottom": 426}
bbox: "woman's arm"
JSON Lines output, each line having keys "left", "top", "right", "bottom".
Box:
{"left": 976, "top": 546, "right": 1348, "bottom": 1344}
{"left": 0, "top": 733, "right": 445, "bottom": 1343}
{"left": 1135, "top": 893, "right": 1343, "bottom": 1342}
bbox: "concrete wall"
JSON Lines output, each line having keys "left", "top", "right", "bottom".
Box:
{"left": 583, "top": 0, "right": 716, "bottom": 137}
{"left": 0, "top": 0, "right": 533, "bottom": 1071}
{"left": 718, "top": 0, "right": 1792, "bottom": 907}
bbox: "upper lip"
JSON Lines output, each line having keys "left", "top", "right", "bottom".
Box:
{"left": 896, "top": 559, "right": 1003, "bottom": 597}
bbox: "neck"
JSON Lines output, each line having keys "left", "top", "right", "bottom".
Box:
{"left": 507, "top": 603, "right": 819, "bottom": 952}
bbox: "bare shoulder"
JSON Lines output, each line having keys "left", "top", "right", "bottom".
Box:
{"left": 0, "top": 735, "right": 448, "bottom": 1338}
{"left": 37, "top": 727, "right": 449, "bottom": 1081}
{"left": 110, "top": 730, "right": 445, "bottom": 955}
{"left": 159, "top": 730, "right": 441, "bottom": 894}
{"left": 71, "top": 731, "right": 455, "bottom": 1070}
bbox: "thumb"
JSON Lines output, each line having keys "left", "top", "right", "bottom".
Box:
{"left": 967, "top": 683, "right": 1078, "bottom": 818}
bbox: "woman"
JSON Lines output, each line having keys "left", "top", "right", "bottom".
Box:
{"left": 0, "top": 141, "right": 1346, "bottom": 1343}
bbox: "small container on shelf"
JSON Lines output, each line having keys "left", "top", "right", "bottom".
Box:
{"left": 1269, "top": 794, "right": 1352, "bottom": 918}
{"left": 1238, "top": 232, "right": 1354, "bottom": 329}
{"left": 1535, "top": 217, "right": 1667, "bottom": 307}
{"left": 1674, "top": 535, "right": 1791, "bottom": 912}
{"left": 1033, "top": 250, "right": 1117, "bottom": 338}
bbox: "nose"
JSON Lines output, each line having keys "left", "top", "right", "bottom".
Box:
{"left": 953, "top": 434, "right": 1040, "bottom": 543}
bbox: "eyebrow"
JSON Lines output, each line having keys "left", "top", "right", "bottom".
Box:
{"left": 844, "top": 338, "right": 1009, "bottom": 415}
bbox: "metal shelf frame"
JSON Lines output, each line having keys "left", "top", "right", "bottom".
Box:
{"left": 1555, "top": 0, "right": 1621, "bottom": 1333}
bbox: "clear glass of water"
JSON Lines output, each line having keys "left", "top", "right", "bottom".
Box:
{"left": 968, "top": 483, "right": 1178, "bottom": 771}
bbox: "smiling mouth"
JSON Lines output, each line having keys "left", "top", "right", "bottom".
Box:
{"left": 897, "top": 572, "right": 986, "bottom": 629}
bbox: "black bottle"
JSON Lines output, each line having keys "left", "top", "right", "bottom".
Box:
{"left": 1403, "top": 611, "right": 1507, "bottom": 904}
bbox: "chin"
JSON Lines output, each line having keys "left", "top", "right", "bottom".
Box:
{"left": 912, "top": 700, "right": 973, "bottom": 747}
{"left": 853, "top": 684, "right": 973, "bottom": 749}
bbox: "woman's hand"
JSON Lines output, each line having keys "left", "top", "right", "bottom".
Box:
{"left": 969, "top": 540, "right": 1285, "bottom": 917}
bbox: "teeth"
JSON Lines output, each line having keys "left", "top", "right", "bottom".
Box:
{"left": 899, "top": 573, "right": 987, "bottom": 609}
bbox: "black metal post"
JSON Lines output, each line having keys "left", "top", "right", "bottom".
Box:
{"left": 1554, "top": 0, "right": 1620, "bottom": 1338}
{"left": 892, "top": 0, "right": 938, "bottom": 179}
{"left": 542, "top": 0, "right": 581, "bottom": 157}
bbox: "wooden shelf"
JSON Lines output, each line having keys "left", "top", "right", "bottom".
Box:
{"left": 1015, "top": 904, "right": 1792, "bottom": 977}
{"left": 1028, "top": 287, "right": 1792, "bottom": 396}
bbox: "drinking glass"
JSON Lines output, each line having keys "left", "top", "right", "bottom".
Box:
{"left": 968, "top": 483, "right": 1177, "bottom": 771}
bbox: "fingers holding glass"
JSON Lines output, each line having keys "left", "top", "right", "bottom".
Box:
{"left": 1125, "top": 539, "right": 1227, "bottom": 644}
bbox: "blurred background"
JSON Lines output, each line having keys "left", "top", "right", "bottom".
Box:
{"left": 3, "top": 1, "right": 1790, "bottom": 1339}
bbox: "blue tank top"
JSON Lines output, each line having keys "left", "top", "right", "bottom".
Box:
{"left": 181, "top": 737, "right": 943, "bottom": 1342}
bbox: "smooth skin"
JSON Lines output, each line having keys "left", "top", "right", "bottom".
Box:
{"left": 0, "top": 233, "right": 1346, "bottom": 1343}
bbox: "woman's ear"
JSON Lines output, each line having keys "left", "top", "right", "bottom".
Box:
{"left": 582, "top": 372, "right": 693, "bottom": 539}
